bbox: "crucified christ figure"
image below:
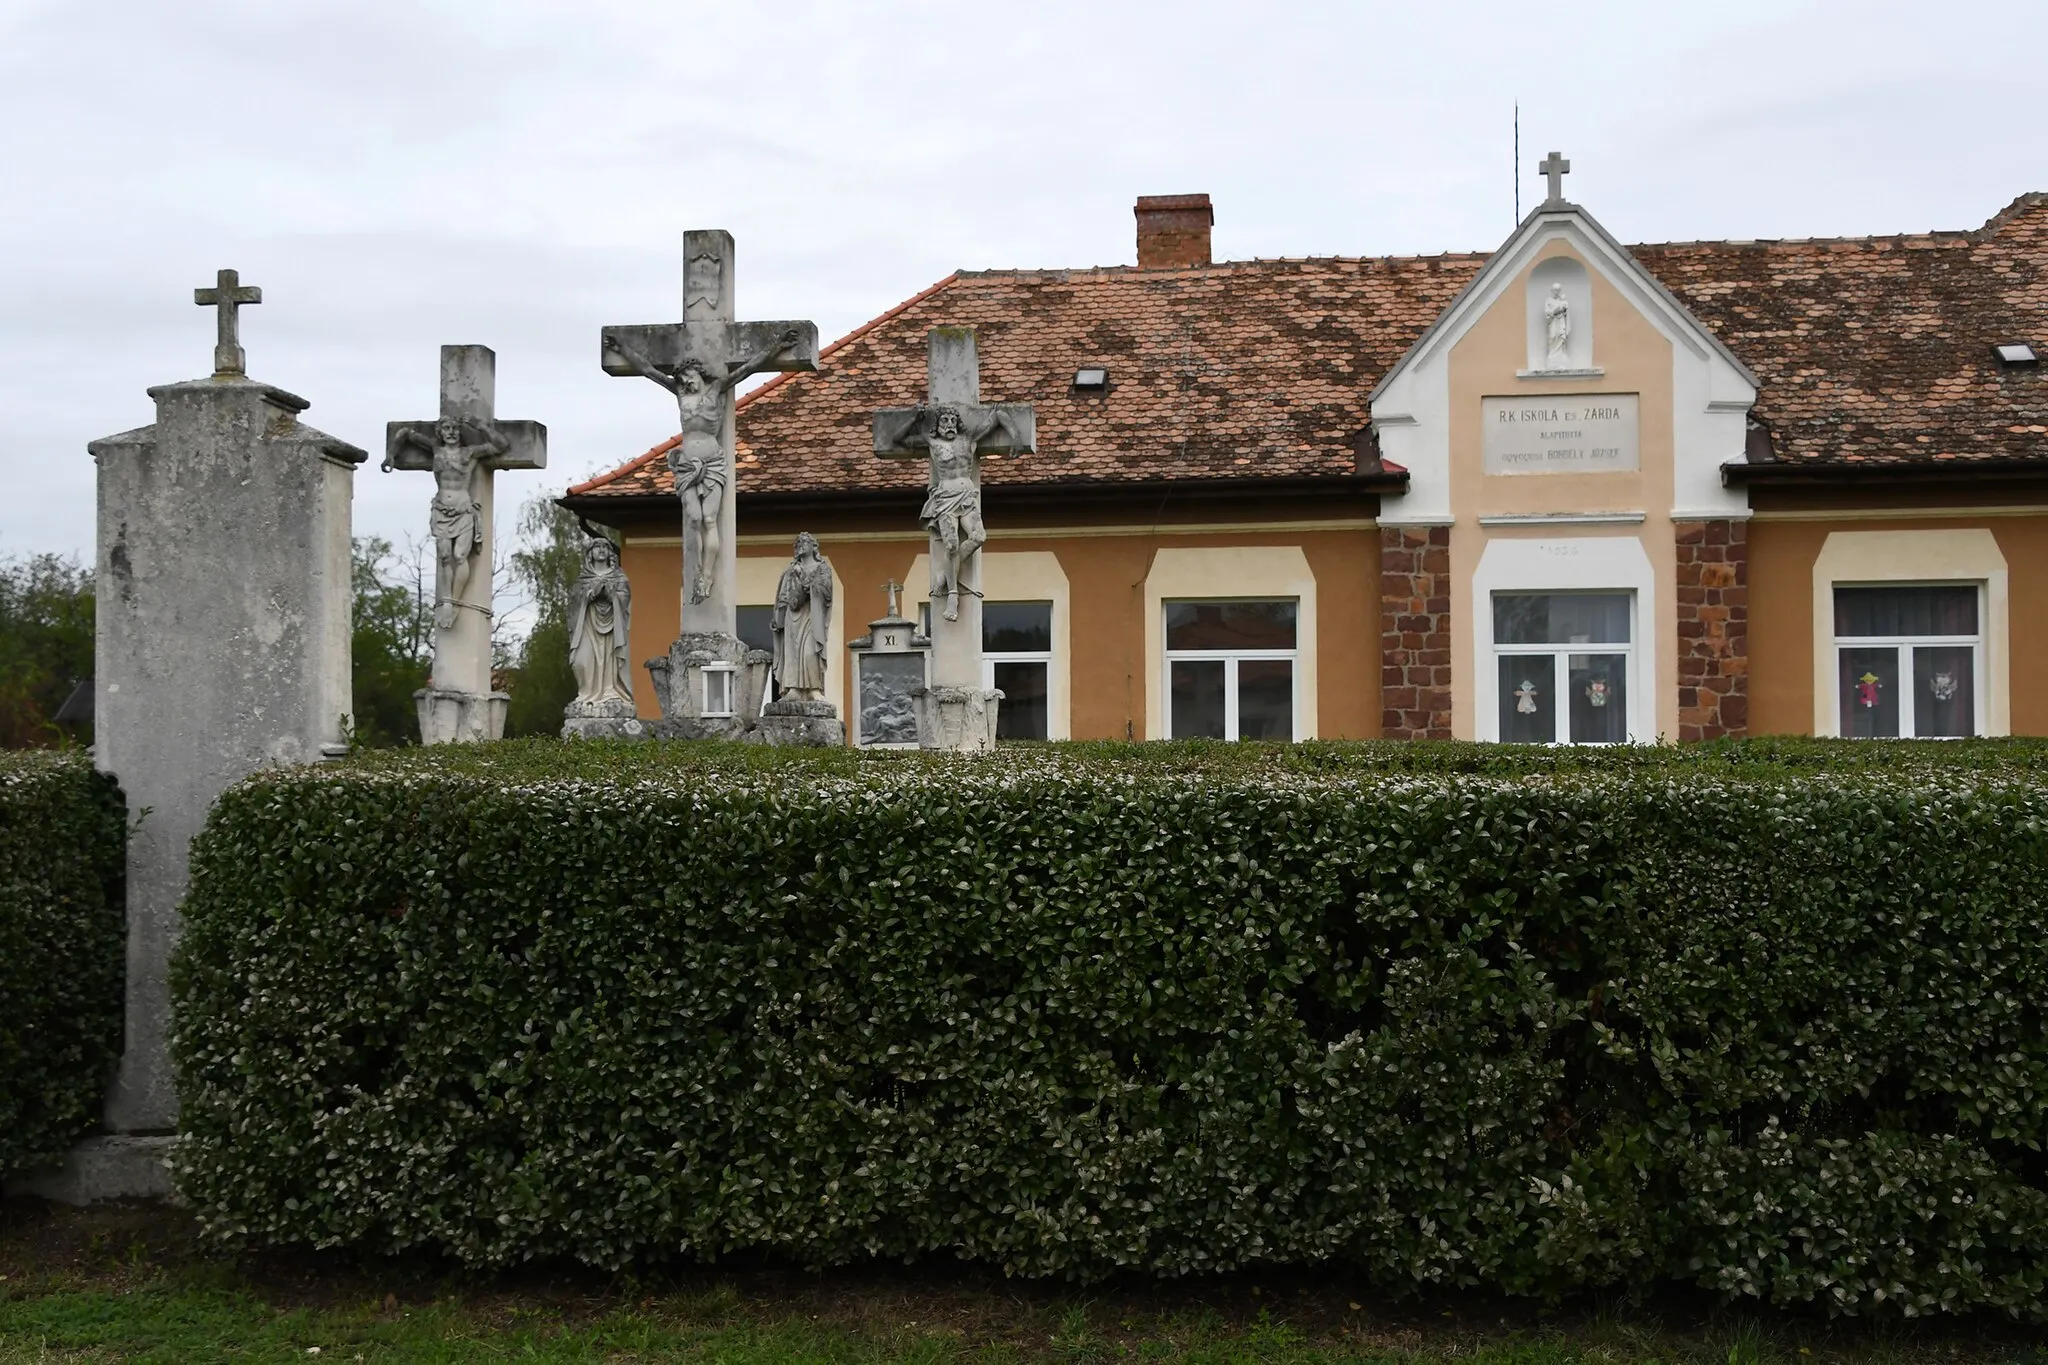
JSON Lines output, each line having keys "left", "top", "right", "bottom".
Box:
{"left": 388, "top": 416, "right": 509, "bottom": 630}
{"left": 902, "top": 402, "right": 1013, "bottom": 622}
{"left": 604, "top": 328, "right": 802, "bottom": 604}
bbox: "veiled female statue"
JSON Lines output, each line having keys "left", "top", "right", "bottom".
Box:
{"left": 566, "top": 538, "right": 635, "bottom": 716}
{"left": 771, "top": 532, "right": 834, "bottom": 700}
{"left": 1543, "top": 282, "right": 1571, "bottom": 367}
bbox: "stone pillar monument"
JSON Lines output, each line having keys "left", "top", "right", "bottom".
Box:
{"left": 383, "top": 345, "right": 547, "bottom": 743}
{"left": 600, "top": 230, "right": 818, "bottom": 738}
{"left": 26, "top": 270, "right": 366, "bottom": 1201}
{"left": 872, "top": 327, "right": 1036, "bottom": 751}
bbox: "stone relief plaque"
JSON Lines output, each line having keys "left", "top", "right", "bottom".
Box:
{"left": 1483, "top": 394, "right": 1639, "bottom": 474}
{"left": 857, "top": 651, "right": 925, "bottom": 746}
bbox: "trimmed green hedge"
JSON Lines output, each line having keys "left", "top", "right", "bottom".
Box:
{"left": 0, "top": 751, "right": 125, "bottom": 1177}
{"left": 175, "top": 741, "right": 2048, "bottom": 1316}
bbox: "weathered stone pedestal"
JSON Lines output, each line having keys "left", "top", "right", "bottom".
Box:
{"left": 45, "top": 270, "right": 366, "bottom": 1203}
{"left": 913, "top": 685, "right": 1003, "bottom": 753}
{"left": 560, "top": 696, "right": 651, "bottom": 741}
{"left": 415, "top": 686, "right": 508, "bottom": 744}
{"left": 8, "top": 1136, "right": 179, "bottom": 1204}
{"left": 645, "top": 632, "right": 770, "bottom": 739}
{"left": 753, "top": 696, "right": 844, "bottom": 747}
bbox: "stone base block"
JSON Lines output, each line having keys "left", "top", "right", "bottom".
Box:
{"left": 647, "top": 634, "right": 770, "bottom": 737}
{"left": 752, "top": 697, "right": 844, "bottom": 748}
{"left": 913, "top": 685, "right": 1003, "bottom": 752}
{"left": 415, "top": 688, "right": 509, "bottom": 745}
{"left": 561, "top": 715, "right": 653, "bottom": 740}
{"left": 649, "top": 715, "right": 754, "bottom": 741}
{"left": 5, "top": 1136, "right": 179, "bottom": 1205}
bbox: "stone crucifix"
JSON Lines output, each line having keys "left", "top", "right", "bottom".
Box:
{"left": 384, "top": 345, "right": 547, "bottom": 743}
{"left": 873, "top": 328, "right": 1034, "bottom": 749}
{"left": 194, "top": 268, "right": 261, "bottom": 377}
{"left": 601, "top": 230, "right": 819, "bottom": 637}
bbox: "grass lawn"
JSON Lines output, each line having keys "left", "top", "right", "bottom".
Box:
{"left": 3, "top": 1200, "right": 2043, "bottom": 1365}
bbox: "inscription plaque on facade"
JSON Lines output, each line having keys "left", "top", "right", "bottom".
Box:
{"left": 1483, "top": 393, "right": 1639, "bottom": 474}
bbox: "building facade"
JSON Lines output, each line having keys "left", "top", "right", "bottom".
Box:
{"left": 565, "top": 187, "right": 2048, "bottom": 743}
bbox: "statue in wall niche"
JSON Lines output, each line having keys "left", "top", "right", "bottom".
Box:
{"left": 771, "top": 532, "right": 834, "bottom": 700}
{"left": 604, "top": 327, "right": 803, "bottom": 606}
{"left": 1544, "top": 282, "right": 1571, "bottom": 368}
{"left": 387, "top": 417, "right": 509, "bottom": 629}
{"left": 566, "top": 537, "right": 635, "bottom": 715}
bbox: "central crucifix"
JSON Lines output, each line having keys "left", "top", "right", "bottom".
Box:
{"left": 873, "top": 327, "right": 1035, "bottom": 750}
{"left": 602, "top": 231, "right": 819, "bottom": 733}
{"left": 603, "top": 230, "right": 819, "bottom": 635}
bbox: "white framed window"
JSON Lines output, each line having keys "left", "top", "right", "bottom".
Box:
{"left": 1163, "top": 599, "right": 1299, "bottom": 741}
{"left": 980, "top": 600, "right": 1052, "bottom": 742}
{"left": 1491, "top": 592, "right": 1633, "bottom": 744}
{"left": 1833, "top": 583, "right": 1982, "bottom": 738}
{"left": 917, "top": 598, "right": 1054, "bottom": 741}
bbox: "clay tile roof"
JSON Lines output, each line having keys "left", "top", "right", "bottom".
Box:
{"left": 572, "top": 193, "right": 2048, "bottom": 500}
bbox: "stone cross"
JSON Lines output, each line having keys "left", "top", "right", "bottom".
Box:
{"left": 193, "top": 268, "right": 261, "bottom": 376}
{"left": 1539, "top": 151, "right": 1572, "bottom": 207}
{"left": 883, "top": 578, "right": 904, "bottom": 621}
{"left": 873, "top": 327, "right": 1036, "bottom": 692}
{"left": 384, "top": 345, "right": 546, "bottom": 742}
{"left": 601, "top": 230, "right": 819, "bottom": 639}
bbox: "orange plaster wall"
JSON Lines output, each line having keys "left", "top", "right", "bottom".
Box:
{"left": 619, "top": 538, "right": 682, "bottom": 721}
{"left": 629, "top": 525, "right": 1382, "bottom": 739}
{"left": 1747, "top": 515, "right": 2048, "bottom": 736}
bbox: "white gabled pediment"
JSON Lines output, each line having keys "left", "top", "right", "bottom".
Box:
{"left": 1370, "top": 201, "right": 1758, "bottom": 525}
{"left": 1372, "top": 202, "right": 1758, "bottom": 405}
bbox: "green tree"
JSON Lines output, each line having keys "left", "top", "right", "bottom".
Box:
{"left": 0, "top": 554, "right": 94, "bottom": 749}
{"left": 503, "top": 494, "right": 592, "bottom": 738}
{"left": 350, "top": 537, "right": 431, "bottom": 748}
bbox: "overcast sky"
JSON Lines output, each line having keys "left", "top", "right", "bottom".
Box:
{"left": 1, "top": 0, "right": 2040, "bottom": 571}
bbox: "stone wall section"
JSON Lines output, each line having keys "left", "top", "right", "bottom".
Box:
{"left": 1380, "top": 525, "right": 1453, "bottom": 739}
{"left": 1675, "top": 518, "right": 1749, "bottom": 741}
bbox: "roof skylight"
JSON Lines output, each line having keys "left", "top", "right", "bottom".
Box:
{"left": 1993, "top": 342, "right": 2039, "bottom": 365}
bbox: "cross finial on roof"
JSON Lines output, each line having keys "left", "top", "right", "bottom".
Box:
{"left": 193, "top": 268, "right": 262, "bottom": 376}
{"left": 1539, "top": 151, "right": 1571, "bottom": 208}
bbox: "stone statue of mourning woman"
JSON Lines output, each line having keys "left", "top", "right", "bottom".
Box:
{"left": 772, "top": 533, "right": 834, "bottom": 700}
{"left": 753, "top": 532, "right": 843, "bottom": 747}
{"left": 561, "top": 536, "right": 647, "bottom": 738}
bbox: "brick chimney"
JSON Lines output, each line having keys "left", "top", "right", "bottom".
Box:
{"left": 1134, "top": 194, "right": 1213, "bottom": 268}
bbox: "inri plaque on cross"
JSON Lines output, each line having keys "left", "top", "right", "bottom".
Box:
{"left": 872, "top": 327, "right": 1036, "bottom": 692}
{"left": 601, "top": 230, "right": 819, "bottom": 638}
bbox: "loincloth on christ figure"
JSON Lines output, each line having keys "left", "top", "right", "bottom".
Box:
{"left": 920, "top": 476, "right": 980, "bottom": 528}
{"left": 669, "top": 431, "right": 728, "bottom": 495}
{"left": 430, "top": 492, "right": 483, "bottom": 559}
